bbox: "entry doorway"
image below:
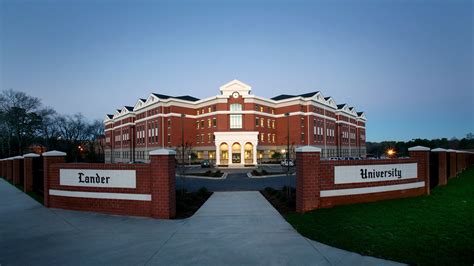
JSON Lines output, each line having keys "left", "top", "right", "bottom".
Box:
{"left": 232, "top": 143, "right": 241, "bottom": 164}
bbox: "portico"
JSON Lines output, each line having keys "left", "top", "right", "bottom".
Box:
{"left": 215, "top": 132, "right": 258, "bottom": 166}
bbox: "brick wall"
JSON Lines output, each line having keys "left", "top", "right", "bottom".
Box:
{"left": 296, "top": 146, "right": 429, "bottom": 213}
{"left": 42, "top": 149, "right": 176, "bottom": 219}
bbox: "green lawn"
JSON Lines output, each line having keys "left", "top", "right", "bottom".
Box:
{"left": 285, "top": 167, "right": 474, "bottom": 266}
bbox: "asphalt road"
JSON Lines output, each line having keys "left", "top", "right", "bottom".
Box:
{"left": 176, "top": 166, "right": 296, "bottom": 192}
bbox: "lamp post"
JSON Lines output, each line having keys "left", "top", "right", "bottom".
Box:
{"left": 285, "top": 112, "right": 290, "bottom": 197}
{"left": 181, "top": 114, "right": 185, "bottom": 174}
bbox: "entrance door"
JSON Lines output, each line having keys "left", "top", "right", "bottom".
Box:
{"left": 232, "top": 143, "right": 241, "bottom": 164}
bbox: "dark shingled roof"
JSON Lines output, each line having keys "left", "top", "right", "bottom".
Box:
{"left": 106, "top": 114, "right": 113, "bottom": 119}
{"left": 152, "top": 93, "right": 171, "bottom": 99}
{"left": 152, "top": 93, "right": 199, "bottom": 102}
{"left": 175, "top": 95, "right": 200, "bottom": 102}
{"left": 324, "top": 97, "right": 331, "bottom": 100}
{"left": 124, "top": 106, "right": 134, "bottom": 111}
{"left": 140, "top": 98, "right": 146, "bottom": 102}
{"left": 298, "top": 91, "right": 319, "bottom": 98}
{"left": 271, "top": 94, "right": 295, "bottom": 101}
{"left": 116, "top": 109, "right": 121, "bottom": 112}
{"left": 271, "top": 91, "right": 319, "bottom": 101}
{"left": 357, "top": 112, "right": 364, "bottom": 116}
{"left": 337, "top": 104, "right": 347, "bottom": 109}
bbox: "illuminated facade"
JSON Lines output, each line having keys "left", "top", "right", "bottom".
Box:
{"left": 104, "top": 80, "right": 366, "bottom": 166}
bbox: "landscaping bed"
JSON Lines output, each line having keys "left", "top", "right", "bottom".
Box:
{"left": 175, "top": 187, "right": 212, "bottom": 219}
{"left": 261, "top": 187, "right": 296, "bottom": 214}
{"left": 251, "top": 169, "right": 288, "bottom": 176}
{"left": 281, "top": 167, "right": 474, "bottom": 266}
{"left": 185, "top": 170, "right": 223, "bottom": 178}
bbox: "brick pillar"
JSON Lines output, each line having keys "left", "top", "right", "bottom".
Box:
{"left": 23, "top": 153, "right": 40, "bottom": 193}
{"left": 431, "top": 148, "right": 447, "bottom": 186}
{"left": 296, "top": 146, "right": 321, "bottom": 213}
{"left": 0, "top": 159, "right": 4, "bottom": 178}
{"left": 149, "top": 149, "right": 176, "bottom": 219}
{"left": 447, "top": 150, "right": 457, "bottom": 179}
{"left": 6, "top": 159, "right": 12, "bottom": 182}
{"left": 12, "top": 156, "right": 23, "bottom": 185}
{"left": 408, "top": 146, "right": 430, "bottom": 195}
{"left": 456, "top": 151, "right": 462, "bottom": 175}
{"left": 460, "top": 152, "right": 466, "bottom": 171}
{"left": 42, "top": 151, "right": 67, "bottom": 207}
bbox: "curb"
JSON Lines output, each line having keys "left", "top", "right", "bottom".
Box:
{"left": 177, "top": 173, "right": 228, "bottom": 180}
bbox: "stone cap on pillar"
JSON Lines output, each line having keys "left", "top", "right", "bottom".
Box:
{"left": 149, "top": 149, "right": 176, "bottom": 156}
{"left": 42, "top": 150, "right": 67, "bottom": 157}
{"left": 12, "top": 156, "right": 23, "bottom": 159}
{"left": 296, "top": 146, "right": 322, "bottom": 153}
{"left": 431, "top": 148, "right": 447, "bottom": 152}
{"left": 408, "top": 146, "right": 430, "bottom": 152}
{"left": 23, "top": 153, "right": 40, "bottom": 158}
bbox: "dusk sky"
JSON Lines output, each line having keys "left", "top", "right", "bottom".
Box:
{"left": 1, "top": 0, "right": 472, "bottom": 142}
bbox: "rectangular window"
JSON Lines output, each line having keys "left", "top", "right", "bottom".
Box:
{"left": 260, "top": 133, "right": 264, "bottom": 142}
{"left": 301, "top": 132, "right": 305, "bottom": 142}
{"left": 208, "top": 133, "right": 211, "bottom": 143}
{"left": 213, "top": 117, "right": 217, "bottom": 127}
{"left": 301, "top": 117, "right": 304, "bottom": 127}
{"left": 260, "top": 118, "right": 264, "bottom": 127}
{"left": 230, "top": 104, "right": 242, "bottom": 129}
{"left": 267, "top": 133, "right": 271, "bottom": 142}
{"left": 197, "top": 121, "right": 200, "bottom": 129}
{"left": 230, "top": 115, "right": 242, "bottom": 129}
{"left": 167, "top": 134, "right": 171, "bottom": 143}
{"left": 167, "top": 119, "right": 171, "bottom": 128}
{"left": 259, "top": 106, "right": 264, "bottom": 112}
{"left": 267, "top": 119, "right": 270, "bottom": 128}
{"left": 208, "top": 107, "right": 211, "bottom": 113}
{"left": 208, "top": 119, "right": 211, "bottom": 128}
{"left": 272, "top": 134, "right": 275, "bottom": 143}
{"left": 256, "top": 117, "right": 259, "bottom": 126}
{"left": 272, "top": 120, "right": 275, "bottom": 129}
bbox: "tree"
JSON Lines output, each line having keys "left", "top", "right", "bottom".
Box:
{"left": 0, "top": 89, "right": 45, "bottom": 155}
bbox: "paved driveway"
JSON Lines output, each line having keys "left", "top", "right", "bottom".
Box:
{"left": 0, "top": 179, "right": 403, "bottom": 265}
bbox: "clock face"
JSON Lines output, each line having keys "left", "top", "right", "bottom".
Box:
{"left": 232, "top": 92, "right": 239, "bottom": 98}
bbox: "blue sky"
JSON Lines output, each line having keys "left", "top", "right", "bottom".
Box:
{"left": 1, "top": 0, "right": 472, "bottom": 141}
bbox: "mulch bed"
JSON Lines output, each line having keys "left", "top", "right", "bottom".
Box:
{"left": 175, "top": 187, "right": 212, "bottom": 219}
{"left": 260, "top": 187, "right": 296, "bottom": 214}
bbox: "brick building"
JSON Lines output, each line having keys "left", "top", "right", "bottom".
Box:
{"left": 104, "top": 80, "right": 366, "bottom": 166}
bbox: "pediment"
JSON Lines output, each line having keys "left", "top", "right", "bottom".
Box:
{"left": 219, "top": 79, "right": 252, "bottom": 96}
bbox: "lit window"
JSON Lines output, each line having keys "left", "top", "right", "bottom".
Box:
{"left": 230, "top": 104, "right": 242, "bottom": 129}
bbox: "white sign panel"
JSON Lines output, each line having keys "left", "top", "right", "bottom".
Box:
{"left": 60, "top": 169, "right": 136, "bottom": 188}
{"left": 334, "top": 163, "right": 417, "bottom": 184}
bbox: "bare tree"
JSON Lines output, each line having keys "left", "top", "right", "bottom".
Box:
{"left": 0, "top": 89, "right": 44, "bottom": 155}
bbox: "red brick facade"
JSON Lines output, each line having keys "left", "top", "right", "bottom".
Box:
{"left": 42, "top": 150, "right": 176, "bottom": 219}
{"left": 104, "top": 80, "right": 367, "bottom": 165}
{"left": 296, "top": 146, "right": 431, "bottom": 213}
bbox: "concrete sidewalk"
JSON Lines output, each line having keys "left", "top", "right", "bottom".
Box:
{"left": 0, "top": 179, "right": 403, "bottom": 265}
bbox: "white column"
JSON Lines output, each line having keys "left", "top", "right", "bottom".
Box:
{"left": 216, "top": 144, "right": 220, "bottom": 166}
{"left": 253, "top": 142, "right": 257, "bottom": 165}
{"left": 240, "top": 143, "right": 245, "bottom": 165}
{"left": 228, "top": 147, "right": 232, "bottom": 165}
